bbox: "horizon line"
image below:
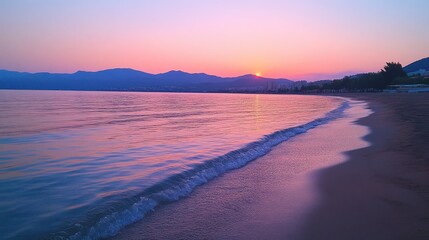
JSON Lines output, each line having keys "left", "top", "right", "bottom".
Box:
{"left": 0, "top": 67, "right": 369, "bottom": 82}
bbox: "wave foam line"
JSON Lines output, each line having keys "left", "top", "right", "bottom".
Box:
{"left": 66, "top": 100, "right": 349, "bottom": 240}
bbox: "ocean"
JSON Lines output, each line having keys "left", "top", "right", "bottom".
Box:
{"left": 0, "top": 90, "right": 346, "bottom": 240}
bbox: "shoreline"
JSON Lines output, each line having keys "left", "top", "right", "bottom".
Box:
{"left": 294, "top": 93, "right": 429, "bottom": 239}
{"left": 111, "top": 97, "right": 370, "bottom": 239}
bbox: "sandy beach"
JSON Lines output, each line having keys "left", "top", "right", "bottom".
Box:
{"left": 2, "top": 2, "right": 429, "bottom": 239}
{"left": 110, "top": 97, "right": 365, "bottom": 239}
{"left": 296, "top": 93, "right": 429, "bottom": 240}
{"left": 110, "top": 93, "right": 429, "bottom": 240}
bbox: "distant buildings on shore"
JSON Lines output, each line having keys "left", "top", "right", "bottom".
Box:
{"left": 407, "top": 69, "right": 429, "bottom": 77}
{"left": 384, "top": 84, "right": 429, "bottom": 93}
{"left": 226, "top": 80, "right": 304, "bottom": 93}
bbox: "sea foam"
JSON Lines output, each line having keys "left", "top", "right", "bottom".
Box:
{"left": 66, "top": 100, "right": 349, "bottom": 240}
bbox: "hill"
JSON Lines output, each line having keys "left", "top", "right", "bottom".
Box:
{"left": 403, "top": 57, "right": 429, "bottom": 73}
{"left": 0, "top": 69, "right": 292, "bottom": 92}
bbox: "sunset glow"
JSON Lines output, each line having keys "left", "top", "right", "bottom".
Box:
{"left": 1, "top": 1, "right": 429, "bottom": 80}
{"left": 1, "top": 1, "right": 428, "bottom": 239}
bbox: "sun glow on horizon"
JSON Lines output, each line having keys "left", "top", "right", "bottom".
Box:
{"left": 1, "top": 1, "right": 429, "bottom": 80}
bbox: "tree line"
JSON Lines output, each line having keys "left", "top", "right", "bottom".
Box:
{"left": 299, "top": 62, "right": 429, "bottom": 92}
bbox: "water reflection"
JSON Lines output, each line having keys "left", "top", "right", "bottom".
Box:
{"left": 0, "top": 90, "right": 342, "bottom": 239}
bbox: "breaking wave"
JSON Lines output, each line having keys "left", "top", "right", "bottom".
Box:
{"left": 59, "top": 100, "right": 350, "bottom": 240}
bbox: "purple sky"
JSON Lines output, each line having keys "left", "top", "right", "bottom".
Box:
{"left": 1, "top": 0, "right": 428, "bottom": 80}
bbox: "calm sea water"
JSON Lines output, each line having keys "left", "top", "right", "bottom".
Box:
{"left": 0, "top": 90, "right": 345, "bottom": 240}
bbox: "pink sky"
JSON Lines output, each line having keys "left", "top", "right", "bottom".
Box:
{"left": 1, "top": 1, "right": 428, "bottom": 80}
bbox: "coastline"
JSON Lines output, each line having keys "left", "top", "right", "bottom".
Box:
{"left": 294, "top": 93, "right": 429, "bottom": 239}
{"left": 111, "top": 97, "right": 371, "bottom": 239}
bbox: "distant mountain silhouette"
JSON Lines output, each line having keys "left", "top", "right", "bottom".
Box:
{"left": 0, "top": 68, "right": 292, "bottom": 92}
{"left": 403, "top": 57, "right": 429, "bottom": 73}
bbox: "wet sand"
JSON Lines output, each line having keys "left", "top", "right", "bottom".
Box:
{"left": 112, "top": 93, "right": 429, "bottom": 240}
{"left": 295, "top": 93, "right": 429, "bottom": 240}
{"left": 112, "top": 98, "right": 371, "bottom": 239}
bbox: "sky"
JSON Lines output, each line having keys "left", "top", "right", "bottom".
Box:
{"left": 1, "top": 0, "right": 429, "bottom": 80}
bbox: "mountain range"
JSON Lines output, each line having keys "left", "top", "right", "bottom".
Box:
{"left": 0, "top": 57, "right": 427, "bottom": 92}
{"left": 0, "top": 69, "right": 292, "bottom": 92}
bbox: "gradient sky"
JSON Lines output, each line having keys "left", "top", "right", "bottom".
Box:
{"left": 1, "top": 0, "right": 429, "bottom": 80}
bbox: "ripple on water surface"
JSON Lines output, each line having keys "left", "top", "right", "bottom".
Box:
{"left": 0, "top": 90, "right": 344, "bottom": 239}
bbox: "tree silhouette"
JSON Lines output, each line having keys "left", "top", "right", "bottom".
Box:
{"left": 381, "top": 62, "right": 407, "bottom": 85}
